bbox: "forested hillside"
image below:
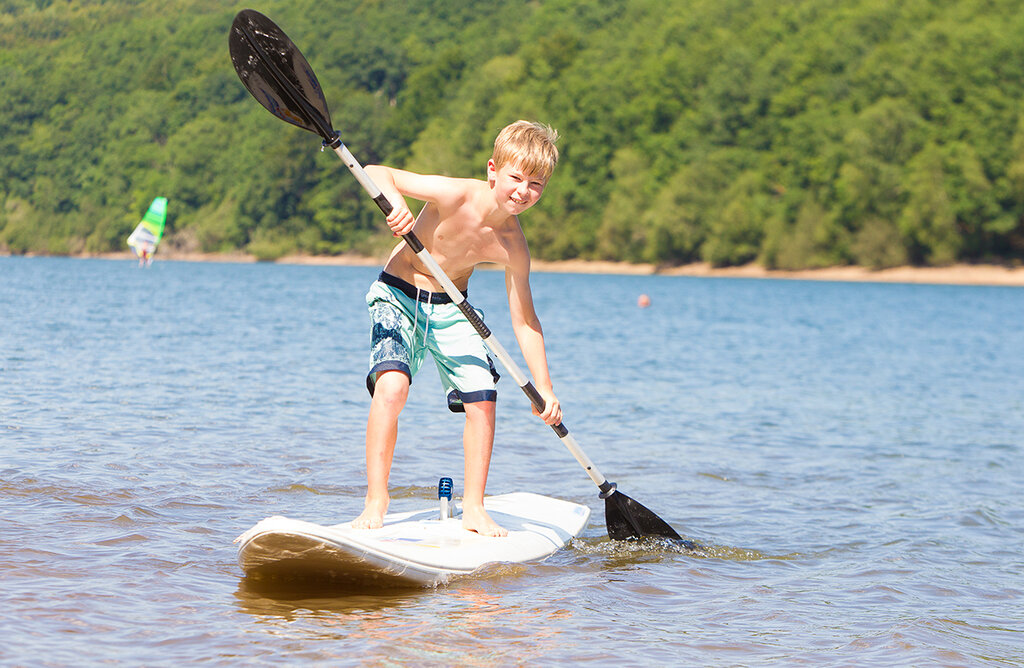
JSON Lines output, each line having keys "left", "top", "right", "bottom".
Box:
{"left": 3, "top": 0, "right": 1024, "bottom": 267}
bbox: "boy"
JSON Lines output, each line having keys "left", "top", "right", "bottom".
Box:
{"left": 354, "top": 120, "right": 562, "bottom": 537}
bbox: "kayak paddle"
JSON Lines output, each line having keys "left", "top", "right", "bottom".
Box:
{"left": 228, "top": 9, "right": 689, "bottom": 544}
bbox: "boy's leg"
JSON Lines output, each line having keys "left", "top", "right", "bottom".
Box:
{"left": 460, "top": 399, "right": 508, "bottom": 537}
{"left": 353, "top": 369, "right": 409, "bottom": 529}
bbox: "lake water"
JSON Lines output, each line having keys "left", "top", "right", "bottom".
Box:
{"left": 2, "top": 256, "right": 1022, "bottom": 665}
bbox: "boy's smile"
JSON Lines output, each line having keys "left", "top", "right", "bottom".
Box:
{"left": 488, "top": 160, "right": 546, "bottom": 215}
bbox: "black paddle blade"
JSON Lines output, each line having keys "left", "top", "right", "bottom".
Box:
{"left": 605, "top": 490, "right": 682, "bottom": 541}
{"left": 229, "top": 9, "right": 336, "bottom": 142}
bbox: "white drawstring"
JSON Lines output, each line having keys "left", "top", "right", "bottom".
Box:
{"left": 423, "top": 302, "right": 430, "bottom": 345}
{"left": 413, "top": 287, "right": 430, "bottom": 349}
{"left": 413, "top": 287, "right": 421, "bottom": 347}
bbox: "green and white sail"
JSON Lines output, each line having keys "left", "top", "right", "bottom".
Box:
{"left": 127, "top": 197, "right": 167, "bottom": 261}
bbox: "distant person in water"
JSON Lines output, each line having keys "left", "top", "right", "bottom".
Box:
{"left": 354, "top": 121, "right": 563, "bottom": 537}
{"left": 638, "top": 294, "right": 651, "bottom": 308}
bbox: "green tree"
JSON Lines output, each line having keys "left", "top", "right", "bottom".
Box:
{"left": 595, "top": 147, "right": 652, "bottom": 262}
{"left": 899, "top": 144, "right": 960, "bottom": 265}
{"left": 703, "top": 171, "right": 771, "bottom": 267}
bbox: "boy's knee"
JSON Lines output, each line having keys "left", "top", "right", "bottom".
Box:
{"left": 463, "top": 399, "right": 496, "bottom": 419}
{"left": 372, "top": 371, "right": 410, "bottom": 404}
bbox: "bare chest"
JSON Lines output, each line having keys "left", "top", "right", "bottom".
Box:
{"left": 419, "top": 205, "right": 512, "bottom": 272}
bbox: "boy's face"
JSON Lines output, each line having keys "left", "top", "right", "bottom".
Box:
{"left": 487, "top": 160, "right": 547, "bottom": 215}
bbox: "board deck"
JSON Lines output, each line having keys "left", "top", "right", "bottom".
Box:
{"left": 235, "top": 492, "right": 591, "bottom": 587}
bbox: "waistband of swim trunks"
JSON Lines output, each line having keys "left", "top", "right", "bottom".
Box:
{"left": 379, "top": 272, "right": 467, "bottom": 304}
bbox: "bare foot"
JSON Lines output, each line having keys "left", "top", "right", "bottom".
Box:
{"left": 461, "top": 504, "right": 508, "bottom": 537}
{"left": 352, "top": 496, "right": 389, "bottom": 529}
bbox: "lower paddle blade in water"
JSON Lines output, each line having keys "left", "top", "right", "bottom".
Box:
{"left": 605, "top": 491, "right": 682, "bottom": 541}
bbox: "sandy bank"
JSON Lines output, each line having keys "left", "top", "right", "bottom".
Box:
{"left": 36, "top": 251, "right": 1024, "bottom": 287}
{"left": 657, "top": 262, "right": 1024, "bottom": 287}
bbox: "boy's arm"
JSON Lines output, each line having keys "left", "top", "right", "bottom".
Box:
{"left": 364, "top": 165, "right": 416, "bottom": 236}
{"left": 505, "top": 245, "right": 562, "bottom": 426}
{"left": 364, "top": 165, "right": 465, "bottom": 237}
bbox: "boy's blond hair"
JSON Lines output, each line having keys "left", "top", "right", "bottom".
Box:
{"left": 492, "top": 120, "right": 559, "bottom": 182}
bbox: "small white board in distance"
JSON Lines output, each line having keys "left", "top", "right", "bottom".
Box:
{"left": 235, "top": 492, "right": 591, "bottom": 588}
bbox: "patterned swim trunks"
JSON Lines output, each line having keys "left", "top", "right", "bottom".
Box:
{"left": 366, "top": 272, "right": 499, "bottom": 412}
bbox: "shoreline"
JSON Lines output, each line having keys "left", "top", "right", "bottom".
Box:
{"left": 13, "top": 250, "right": 1024, "bottom": 286}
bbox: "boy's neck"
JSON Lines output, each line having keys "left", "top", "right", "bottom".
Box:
{"left": 475, "top": 180, "right": 517, "bottom": 228}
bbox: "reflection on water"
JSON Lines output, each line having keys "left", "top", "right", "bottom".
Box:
{"left": 235, "top": 577, "right": 429, "bottom": 615}
{"left": 233, "top": 563, "right": 593, "bottom": 665}
{"left": 3, "top": 258, "right": 1024, "bottom": 665}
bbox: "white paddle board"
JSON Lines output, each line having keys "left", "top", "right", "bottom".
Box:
{"left": 235, "top": 492, "right": 591, "bottom": 587}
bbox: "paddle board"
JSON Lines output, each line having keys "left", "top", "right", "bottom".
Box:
{"left": 235, "top": 491, "right": 591, "bottom": 587}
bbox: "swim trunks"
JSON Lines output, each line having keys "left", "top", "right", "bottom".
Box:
{"left": 366, "top": 272, "right": 499, "bottom": 412}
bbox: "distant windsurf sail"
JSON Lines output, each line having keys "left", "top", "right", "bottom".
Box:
{"left": 127, "top": 197, "right": 167, "bottom": 263}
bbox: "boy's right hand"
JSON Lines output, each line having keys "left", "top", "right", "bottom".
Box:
{"left": 385, "top": 199, "right": 416, "bottom": 237}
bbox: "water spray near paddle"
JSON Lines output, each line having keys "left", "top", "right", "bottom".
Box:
{"left": 229, "top": 9, "right": 694, "bottom": 546}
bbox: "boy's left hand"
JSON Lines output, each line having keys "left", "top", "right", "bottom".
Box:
{"left": 532, "top": 388, "right": 562, "bottom": 426}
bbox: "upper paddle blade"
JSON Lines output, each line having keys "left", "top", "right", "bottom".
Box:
{"left": 229, "top": 9, "right": 336, "bottom": 142}
{"left": 605, "top": 490, "right": 683, "bottom": 541}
